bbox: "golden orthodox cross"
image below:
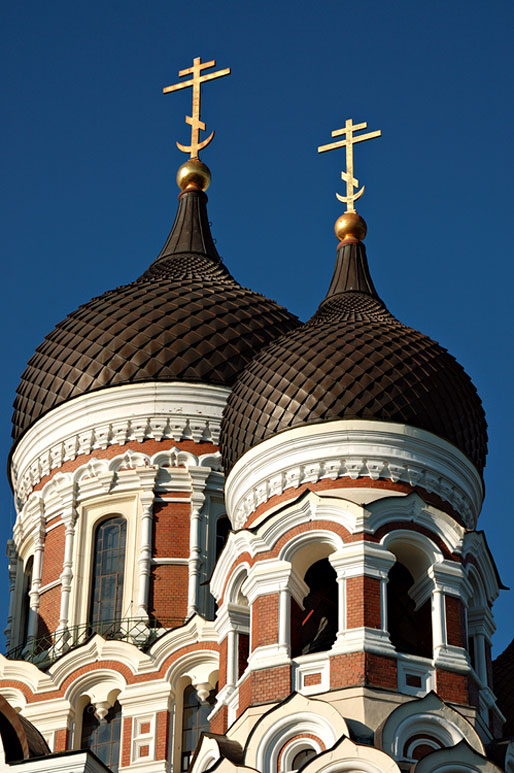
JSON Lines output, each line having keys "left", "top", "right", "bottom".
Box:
{"left": 163, "top": 57, "right": 231, "bottom": 158}
{"left": 318, "top": 119, "right": 381, "bottom": 211}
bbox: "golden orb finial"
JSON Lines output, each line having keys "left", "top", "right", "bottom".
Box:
{"left": 176, "top": 158, "right": 211, "bottom": 192}
{"left": 334, "top": 211, "right": 367, "bottom": 243}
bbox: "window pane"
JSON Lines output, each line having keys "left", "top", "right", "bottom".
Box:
{"left": 89, "top": 517, "right": 126, "bottom": 628}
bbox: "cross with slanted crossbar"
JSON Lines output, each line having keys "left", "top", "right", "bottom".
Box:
{"left": 318, "top": 119, "right": 381, "bottom": 212}
{"left": 163, "top": 57, "right": 231, "bottom": 159}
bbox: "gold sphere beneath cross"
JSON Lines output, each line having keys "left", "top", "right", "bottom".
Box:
{"left": 334, "top": 211, "right": 367, "bottom": 242}
{"left": 176, "top": 158, "right": 211, "bottom": 191}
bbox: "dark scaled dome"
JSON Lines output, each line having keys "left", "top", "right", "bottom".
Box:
{"left": 221, "top": 236, "right": 488, "bottom": 474}
{"left": 12, "top": 185, "right": 299, "bottom": 443}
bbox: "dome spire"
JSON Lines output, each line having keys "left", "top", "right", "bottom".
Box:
{"left": 144, "top": 58, "right": 232, "bottom": 276}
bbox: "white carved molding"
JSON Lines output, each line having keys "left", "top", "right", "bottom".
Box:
{"left": 225, "top": 419, "right": 483, "bottom": 530}
{"left": 11, "top": 382, "right": 230, "bottom": 505}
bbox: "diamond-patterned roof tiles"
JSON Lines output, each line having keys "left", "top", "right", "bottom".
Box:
{"left": 220, "top": 240, "right": 487, "bottom": 474}
{"left": 12, "top": 188, "right": 299, "bottom": 443}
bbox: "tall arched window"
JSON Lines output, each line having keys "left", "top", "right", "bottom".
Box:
{"left": 89, "top": 517, "right": 127, "bottom": 632}
{"left": 291, "top": 558, "right": 338, "bottom": 657}
{"left": 20, "top": 556, "right": 33, "bottom": 646}
{"left": 181, "top": 685, "right": 215, "bottom": 772}
{"left": 81, "top": 701, "right": 122, "bottom": 772}
{"left": 387, "top": 562, "right": 432, "bottom": 658}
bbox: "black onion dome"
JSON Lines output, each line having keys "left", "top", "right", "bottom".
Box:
{"left": 12, "top": 188, "right": 299, "bottom": 443}
{"left": 221, "top": 239, "right": 487, "bottom": 474}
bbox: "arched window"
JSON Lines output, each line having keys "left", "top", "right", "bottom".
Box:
{"left": 387, "top": 562, "right": 432, "bottom": 658}
{"left": 291, "top": 748, "right": 317, "bottom": 770}
{"left": 20, "top": 557, "right": 33, "bottom": 646}
{"left": 291, "top": 558, "right": 338, "bottom": 657}
{"left": 181, "top": 685, "right": 215, "bottom": 772}
{"left": 81, "top": 701, "right": 122, "bottom": 772}
{"left": 89, "top": 517, "right": 127, "bottom": 632}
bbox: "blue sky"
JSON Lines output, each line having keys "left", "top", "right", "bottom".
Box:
{"left": 1, "top": 0, "right": 513, "bottom": 654}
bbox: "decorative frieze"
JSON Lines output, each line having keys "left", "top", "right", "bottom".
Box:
{"left": 11, "top": 382, "right": 229, "bottom": 505}
{"left": 225, "top": 420, "right": 483, "bottom": 529}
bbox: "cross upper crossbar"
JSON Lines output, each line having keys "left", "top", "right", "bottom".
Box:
{"left": 163, "top": 57, "right": 231, "bottom": 159}
{"left": 317, "top": 118, "right": 382, "bottom": 212}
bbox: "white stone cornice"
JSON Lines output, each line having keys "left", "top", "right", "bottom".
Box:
{"left": 11, "top": 381, "right": 230, "bottom": 505}
{"left": 225, "top": 420, "right": 483, "bottom": 530}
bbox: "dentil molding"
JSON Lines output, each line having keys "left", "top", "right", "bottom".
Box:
{"left": 11, "top": 382, "right": 230, "bottom": 504}
{"left": 225, "top": 420, "right": 483, "bottom": 530}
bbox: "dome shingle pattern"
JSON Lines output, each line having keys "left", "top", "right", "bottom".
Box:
{"left": 221, "top": 240, "right": 487, "bottom": 473}
{"left": 12, "top": 188, "right": 299, "bottom": 443}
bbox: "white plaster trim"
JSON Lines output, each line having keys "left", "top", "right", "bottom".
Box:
{"left": 151, "top": 557, "right": 189, "bottom": 565}
{"left": 11, "top": 381, "right": 230, "bottom": 504}
{"left": 38, "top": 578, "right": 62, "bottom": 594}
{"left": 225, "top": 420, "right": 483, "bottom": 529}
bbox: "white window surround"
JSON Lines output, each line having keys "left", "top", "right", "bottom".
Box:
{"left": 11, "top": 381, "right": 230, "bottom": 506}
{"left": 224, "top": 419, "right": 483, "bottom": 530}
{"left": 69, "top": 493, "right": 141, "bottom": 629}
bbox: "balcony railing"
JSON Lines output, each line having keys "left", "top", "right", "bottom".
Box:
{"left": 5, "top": 616, "right": 184, "bottom": 669}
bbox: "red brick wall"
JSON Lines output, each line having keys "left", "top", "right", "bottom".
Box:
{"left": 38, "top": 586, "right": 61, "bottom": 637}
{"left": 153, "top": 501, "right": 190, "bottom": 558}
{"left": 436, "top": 669, "right": 469, "bottom": 704}
{"left": 149, "top": 564, "right": 188, "bottom": 625}
{"left": 209, "top": 705, "right": 228, "bottom": 735}
{"left": 330, "top": 652, "right": 397, "bottom": 689}
{"left": 346, "top": 576, "right": 381, "bottom": 629}
{"left": 54, "top": 728, "right": 68, "bottom": 752}
{"left": 445, "top": 596, "right": 465, "bottom": 648}
{"left": 218, "top": 638, "right": 228, "bottom": 687}
{"left": 155, "top": 710, "right": 169, "bottom": 761}
{"left": 237, "top": 665, "right": 291, "bottom": 716}
{"left": 41, "top": 525, "right": 65, "bottom": 586}
{"left": 251, "top": 595, "right": 279, "bottom": 649}
{"left": 121, "top": 716, "right": 132, "bottom": 767}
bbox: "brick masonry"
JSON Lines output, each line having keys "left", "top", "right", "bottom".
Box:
{"left": 346, "top": 576, "right": 381, "bottom": 629}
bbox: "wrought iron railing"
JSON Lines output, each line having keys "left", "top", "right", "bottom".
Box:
{"left": 5, "top": 616, "right": 184, "bottom": 669}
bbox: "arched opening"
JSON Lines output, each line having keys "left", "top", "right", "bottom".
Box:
{"left": 291, "top": 558, "right": 338, "bottom": 657}
{"left": 387, "top": 562, "right": 432, "bottom": 658}
{"left": 81, "top": 701, "right": 122, "bottom": 773}
{"left": 291, "top": 748, "right": 317, "bottom": 770}
{"left": 181, "top": 685, "right": 216, "bottom": 772}
{"left": 215, "top": 515, "right": 231, "bottom": 560}
{"left": 89, "top": 517, "right": 127, "bottom": 633}
{"left": 20, "top": 556, "right": 33, "bottom": 646}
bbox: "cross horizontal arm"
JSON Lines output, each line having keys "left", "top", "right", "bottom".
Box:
{"left": 317, "top": 139, "right": 348, "bottom": 153}
{"left": 163, "top": 79, "right": 195, "bottom": 94}
{"left": 331, "top": 122, "right": 367, "bottom": 137}
{"left": 178, "top": 59, "right": 216, "bottom": 77}
{"left": 352, "top": 129, "right": 382, "bottom": 144}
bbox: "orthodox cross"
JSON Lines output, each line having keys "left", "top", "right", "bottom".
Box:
{"left": 318, "top": 119, "right": 381, "bottom": 211}
{"left": 163, "top": 57, "right": 231, "bottom": 158}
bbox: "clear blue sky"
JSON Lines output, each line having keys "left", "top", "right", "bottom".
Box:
{"left": 1, "top": 0, "right": 513, "bottom": 654}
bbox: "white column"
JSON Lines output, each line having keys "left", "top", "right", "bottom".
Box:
{"left": 188, "top": 468, "right": 210, "bottom": 618}
{"left": 26, "top": 517, "right": 46, "bottom": 645}
{"left": 226, "top": 630, "right": 237, "bottom": 687}
{"left": 329, "top": 542, "right": 396, "bottom": 655}
{"left": 278, "top": 588, "right": 291, "bottom": 652}
{"left": 56, "top": 507, "right": 77, "bottom": 645}
{"left": 137, "top": 492, "right": 155, "bottom": 620}
{"left": 432, "top": 588, "right": 446, "bottom": 654}
{"left": 4, "top": 540, "right": 18, "bottom": 650}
